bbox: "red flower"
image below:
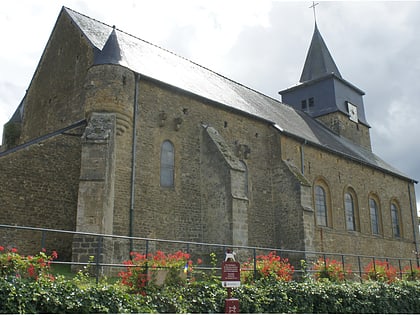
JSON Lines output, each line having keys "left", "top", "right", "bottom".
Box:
{"left": 313, "top": 258, "right": 351, "bottom": 282}
{"left": 11, "top": 248, "right": 18, "bottom": 253}
{"left": 241, "top": 251, "right": 294, "bottom": 283}
{"left": 0, "top": 246, "right": 4, "bottom": 251}
{"left": 364, "top": 260, "right": 397, "bottom": 283}
{"left": 27, "top": 264, "right": 36, "bottom": 278}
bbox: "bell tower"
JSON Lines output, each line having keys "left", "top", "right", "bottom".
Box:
{"left": 279, "top": 23, "right": 372, "bottom": 150}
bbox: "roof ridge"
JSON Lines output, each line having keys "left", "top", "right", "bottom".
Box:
{"left": 64, "top": 6, "right": 113, "bottom": 30}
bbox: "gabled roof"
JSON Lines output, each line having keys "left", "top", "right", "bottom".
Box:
{"left": 63, "top": 7, "right": 413, "bottom": 182}
{"left": 300, "top": 23, "right": 342, "bottom": 83}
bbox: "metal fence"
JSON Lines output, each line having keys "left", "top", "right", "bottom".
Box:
{"left": 0, "top": 224, "right": 419, "bottom": 283}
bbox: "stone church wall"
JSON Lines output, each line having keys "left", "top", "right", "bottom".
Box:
{"left": 20, "top": 12, "right": 93, "bottom": 143}
{"left": 0, "top": 134, "right": 82, "bottom": 260}
{"left": 280, "top": 135, "right": 418, "bottom": 260}
{"left": 200, "top": 127, "right": 235, "bottom": 245}
{"left": 271, "top": 151, "right": 314, "bottom": 253}
{"left": 317, "top": 112, "right": 371, "bottom": 150}
{"left": 126, "top": 79, "right": 282, "bottom": 250}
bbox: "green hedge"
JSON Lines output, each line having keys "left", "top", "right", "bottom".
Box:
{"left": 0, "top": 277, "right": 154, "bottom": 314}
{"left": 237, "top": 279, "right": 420, "bottom": 313}
{"left": 1, "top": 277, "right": 419, "bottom": 313}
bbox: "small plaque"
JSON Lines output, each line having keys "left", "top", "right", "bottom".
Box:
{"left": 221, "top": 261, "right": 240, "bottom": 287}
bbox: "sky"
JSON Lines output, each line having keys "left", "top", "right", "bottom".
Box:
{"left": 1, "top": 0, "right": 420, "bottom": 211}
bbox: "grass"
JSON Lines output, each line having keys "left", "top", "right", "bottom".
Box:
{"left": 50, "top": 263, "right": 121, "bottom": 284}
{"left": 50, "top": 263, "right": 75, "bottom": 279}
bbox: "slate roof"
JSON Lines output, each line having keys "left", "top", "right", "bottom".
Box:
{"left": 64, "top": 7, "right": 413, "bottom": 181}
{"left": 299, "top": 23, "right": 342, "bottom": 83}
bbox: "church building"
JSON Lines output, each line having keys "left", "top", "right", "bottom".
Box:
{"left": 0, "top": 7, "right": 418, "bottom": 266}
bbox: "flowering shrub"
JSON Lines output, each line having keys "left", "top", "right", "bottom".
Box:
{"left": 241, "top": 251, "right": 294, "bottom": 283}
{"left": 363, "top": 260, "right": 398, "bottom": 283}
{"left": 118, "top": 250, "right": 197, "bottom": 294}
{"left": 402, "top": 265, "right": 420, "bottom": 281}
{"left": 312, "top": 258, "right": 351, "bottom": 282}
{"left": 0, "top": 245, "right": 57, "bottom": 281}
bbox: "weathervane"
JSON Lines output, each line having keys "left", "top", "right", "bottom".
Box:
{"left": 309, "top": 1, "right": 319, "bottom": 24}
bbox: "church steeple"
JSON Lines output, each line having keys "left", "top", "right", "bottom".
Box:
{"left": 299, "top": 23, "right": 342, "bottom": 82}
{"left": 279, "top": 23, "right": 372, "bottom": 150}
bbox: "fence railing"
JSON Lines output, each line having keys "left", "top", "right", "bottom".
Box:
{"left": 1, "top": 224, "right": 419, "bottom": 283}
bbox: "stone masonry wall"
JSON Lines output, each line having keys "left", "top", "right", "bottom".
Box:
{"left": 129, "top": 79, "right": 281, "bottom": 251}
{"left": 0, "top": 133, "right": 82, "bottom": 260}
{"left": 200, "top": 127, "right": 234, "bottom": 245}
{"left": 21, "top": 12, "right": 92, "bottom": 142}
{"left": 317, "top": 112, "right": 371, "bottom": 150}
{"left": 77, "top": 64, "right": 136, "bottom": 265}
{"left": 281, "top": 135, "right": 418, "bottom": 260}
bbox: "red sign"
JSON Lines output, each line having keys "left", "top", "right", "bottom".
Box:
{"left": 225, "top": 298, "right": 239, "bottom": 313}
{"left": 221, "top": 261, "right": 240, "bottom": 287}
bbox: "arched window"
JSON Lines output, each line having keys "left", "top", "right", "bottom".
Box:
{"left": 344, "top": 188, "right": 359, "bottom": 231}
{"left": 391, "top": 202, "right": 401, "bottom": 238}
{"left": 369, "top": 197, "right": 381, "bottom": 235}
{"left": 160, "top": 140, "right": 174, "bottom": 187}
{"left": 314, "top": 185, "right": 328, "bottom": 226}
{"left": 344, "top": 192, "right": 356, "bottom": 231}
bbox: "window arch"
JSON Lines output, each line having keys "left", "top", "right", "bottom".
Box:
{"left": 344, "top": 188, "right": 359, "bottom": 231}
{"left": 369, "top": 195, "right": 382, "bottom": 235}
{"left": 314, "top": 179, "right": 331, "bottom": 227}
{"left": 160, "top": 140, "right": 174, "bottom": 188}
{"left": 390, "top": 201, "right": 401, "bottom": 238}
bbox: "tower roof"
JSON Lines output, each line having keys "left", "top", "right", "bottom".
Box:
{"left": 94, "top": 26, "right": 126, "bottom": 66}
{"left": 299, "top": 23, "right": 342, "bottom": 82}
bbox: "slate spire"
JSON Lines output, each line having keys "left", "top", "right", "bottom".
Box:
{"left": 94, "top": 26, "right": 125, "bottom": 66}
{"left": 299, "top": 23, "right": 342, "bottom": 82}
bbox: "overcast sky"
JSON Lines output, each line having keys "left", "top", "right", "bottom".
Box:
{"left": 1, "top": 0, "right": 420, "bottom": 211}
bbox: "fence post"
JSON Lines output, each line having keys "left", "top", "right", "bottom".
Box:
{"left": 398, "top": 259, "right": 402, "bottom": 279}
{"left": 253, "top": 248, "right": 257, "bottom": 280}
{"left": 372, "top": 257, "right": 377, "bottom": 279}
{"left": 357, "top": 256, "right": 362, "bottom": 282}
{"left": 41, "top": 230, "right": 46, "bottom": 250}
{"left": 145, "top": 240, "right": 149, "bottom": 286}
{"left": 96, "top": 236, "right": 103, "bottom": 284}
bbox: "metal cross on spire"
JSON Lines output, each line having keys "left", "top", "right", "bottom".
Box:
{"left": 309, "top": 1, "right": 319, "bottom": 24}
